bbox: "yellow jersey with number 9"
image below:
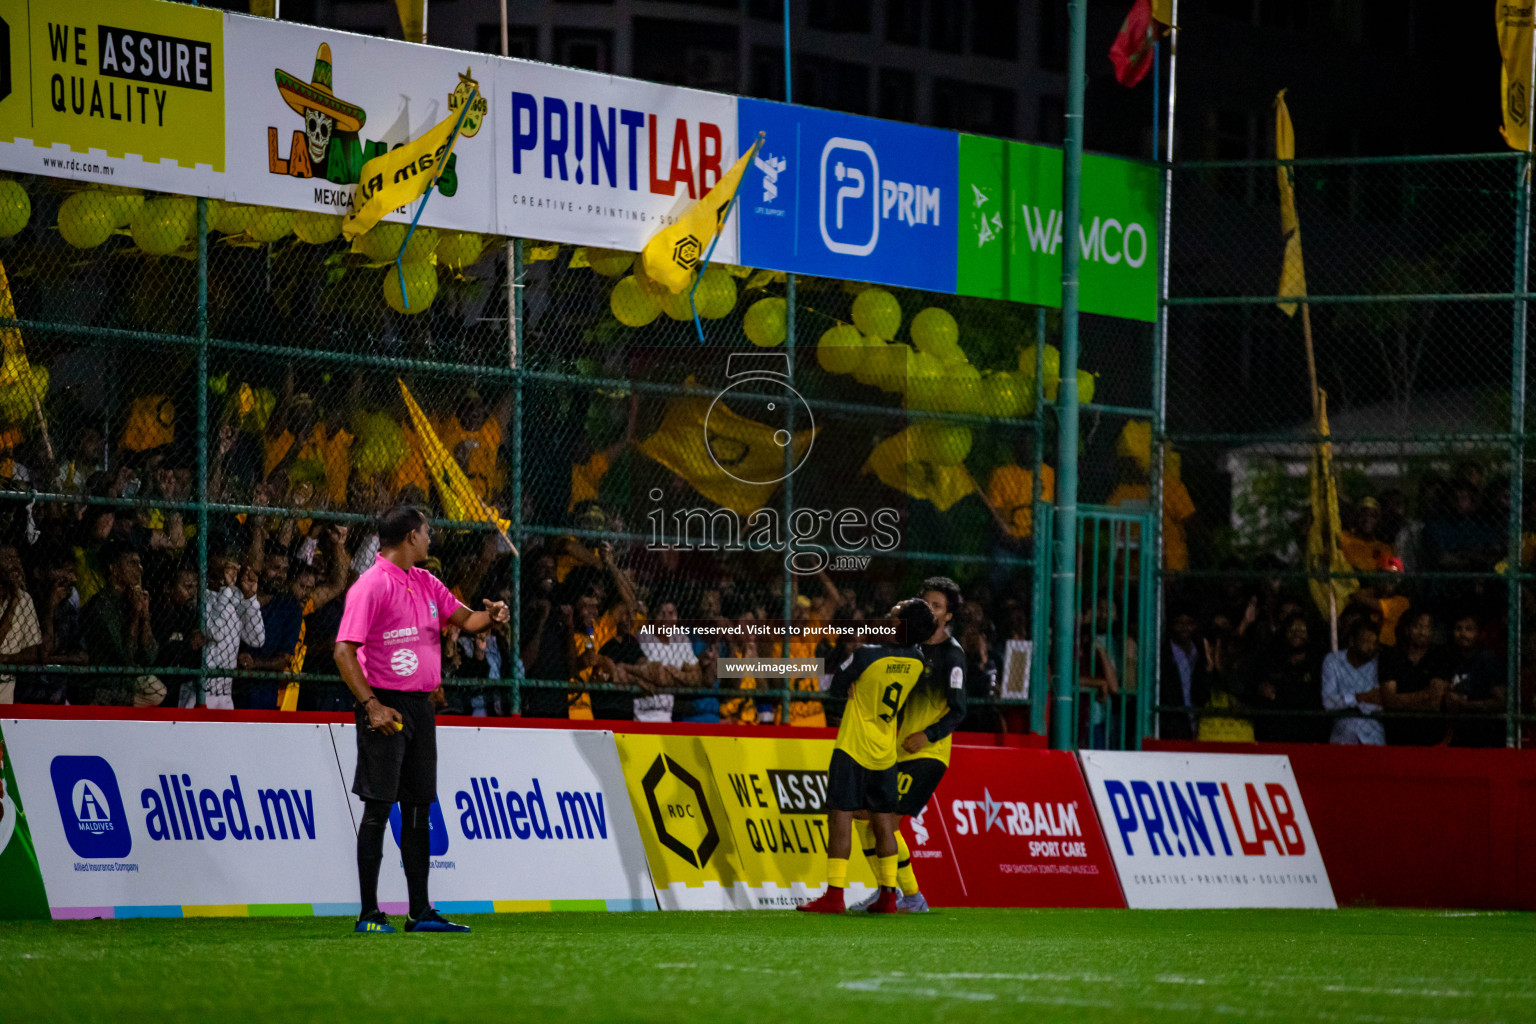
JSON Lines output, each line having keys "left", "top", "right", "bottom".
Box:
{"left": 831, "top": 645, "right": 927, "bottom": 771}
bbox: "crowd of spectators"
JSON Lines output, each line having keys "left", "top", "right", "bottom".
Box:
{"left": 0, "top": 368, "right": 1530, "bottom": 746}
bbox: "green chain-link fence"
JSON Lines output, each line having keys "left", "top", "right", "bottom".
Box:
{"left": 1160, "top": 151, "right": 1532, "bottom": 748}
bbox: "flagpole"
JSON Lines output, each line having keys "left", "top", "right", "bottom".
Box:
{"left": 394, "top": 86, "right": 479, "bottom": 309}
{"left": 687, "top": 134, "right": 764, "bottom": 344}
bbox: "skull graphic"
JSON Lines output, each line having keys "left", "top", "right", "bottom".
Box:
{"left": 304, "top": 108, "right": 334, "bottom": 163}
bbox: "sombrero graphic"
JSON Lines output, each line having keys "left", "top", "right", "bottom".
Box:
{"left": 274, "top": 43, "right": 366, "bottom": 133}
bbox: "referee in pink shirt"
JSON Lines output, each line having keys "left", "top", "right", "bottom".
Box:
{"left": 335, "top": 505, "right": 509, "bottom": 934}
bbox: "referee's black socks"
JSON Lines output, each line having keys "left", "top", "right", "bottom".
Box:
{"left": 400, "top": 802, "right": 432, "bottom": 920}
{"left": 357, "top": 800, "right": 391, "bottom": 917}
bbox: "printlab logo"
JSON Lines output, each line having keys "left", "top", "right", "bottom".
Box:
{"left": 820, "top": 137, "right": 879, "bottom": 256}
{"left": 641, "top": 754, "right": 719, "bottom": 869}
{"left": 49, "top": 756, "right": 132, "bottom": 859}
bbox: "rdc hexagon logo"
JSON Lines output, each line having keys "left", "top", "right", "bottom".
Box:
{"left": 641, "top": 754, "right": 718, "bottom": 869}
{"left": 670, "top": 235, "right": 701, "bottom": 273}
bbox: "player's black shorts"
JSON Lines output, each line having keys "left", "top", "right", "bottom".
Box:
{"left": 353, "top": 688, "right": 437, "bottom": 805}
{"left": 827, "top": 749, "right": 899, "bottom": 814}
{"left": 895, "top": 757, "right": 947, "bottom": 817}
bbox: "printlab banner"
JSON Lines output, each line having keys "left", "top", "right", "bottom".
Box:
{"left": 1, "top": 718, "right": 360, "bottom": 917}
{"left": 222, "top": 15, "right": 497, "bottom": 231}
{"left": 491, "top": 61, "right": 740, "bottom": 262}
{"left": 0, "top": 0, "right": 226, "bottom": 195}
{"left": 1079, "top": 751, "right": 1336, "bottom": 909}
{"left": 915, "top": 747, "right": 1125, "bottom": 909}
{"left": 957, "top": 135, "right": 1160, "bottom": 321}
{"left": 330, "top": 724, "right": 656, "bottom": 911}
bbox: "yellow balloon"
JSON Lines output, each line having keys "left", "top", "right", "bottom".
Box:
{"left": 436, "top": 231, "right": 486, "bottom": 270}
{"left": 357, "top": 222, "right": 408, "bottom": 263}
{"left": 853, "top": 339, "right": 891, "bottom": 387}
{"left": 383, "top": 262, "right": 439, "bottom": 315}
{"left": 743, "top": 297, "right": 787, "bottom": 347}
{"left": 660, "top": 287, "right": 695, "bottom": 321}
{"left": 0, "top": 350, "right": 26, "bottom": 386}
{"left": 58, "top": 192, "right": 117, "bottom": 249}
{"left": 851, "top": 288, "right": 901, "bottom": 340}
{"left": 910, "top": 424, "right": 971, "bottom": 466}
{"left": 610, "top": 275, "right": 661, "bottom": 327}
{"left": 248, "top": 207, "right": 294, "bottom": 243}
{"left": 130, "top": 197, "right": 194, "bottom": 255}
{"left": 1018, "top": 343, "right": 1062, "bottom": 401}
{"left": 905, "top": 351, "right": 948, "bottom": 412}
{"left": 817, "top": 324, "right": 863, "bottom": 374}
{"left": 293, "top": 210, "right": 343, "bottom": 245}
{"left": 402, "top": 227, "right": 438, "bottom": 264}
{"left": 0, "top": 181, "right": 30, "bottom": 238}
{"left": 910, "top": 307, "right": 961, "bottom": 360}
{"left": 210, "top": 201, "right": 254, "bottom": 236}
{"left": 633, "top": 261, "right": 671, "bottom": 296}
{"left": 943, "top": 363, "right": 984, "bottom": 414}
{"left": 1078, "top": 369, "right": 1097, "bottom": 406}
{"left": 982, "top": 371, "right": 1033, "bottom": 419}
{"left": 587, "top": 248, "right": 634, "bottom": 277}
{"left": 695, "top": 267, "right": 737, "bottom": 319}
{"left": 878, "top": 343, "right": 916, "bottom": 393}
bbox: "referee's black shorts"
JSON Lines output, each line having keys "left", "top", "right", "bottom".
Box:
{"left": 353, "top": 688, "right": 437, "bottom": 805}
{"left": 827, "top": 749, "right": 899, "bottom": 814}
{"left": 895, "top": 757, "right": 947, "bottom": 817}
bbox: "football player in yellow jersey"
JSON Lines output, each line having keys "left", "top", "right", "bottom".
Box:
{"left": 850, "top": 577, "right": 967, "bottom": 914}
{"left": 797, "top": 598, "right": 937, "bottom": 915}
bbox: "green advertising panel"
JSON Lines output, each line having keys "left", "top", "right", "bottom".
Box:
{"left": 957, "top": 135, "right": 1160, "bottom": 322}
{"left": 0, "top": 722, "right": 50, "bottom": 919}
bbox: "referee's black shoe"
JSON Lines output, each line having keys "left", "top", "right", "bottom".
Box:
{"left": 405, "top": 907, "right": 471, "bottom": 933}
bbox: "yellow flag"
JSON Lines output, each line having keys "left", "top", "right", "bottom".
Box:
{"left": 641, "top": 136, "right": 762, "bottom": 294}
{"left": 395, "top": 0, "right": 427, "bottom": 43}
{"left": 637, "top": 376, "right": 813, "bottom": 515}
{"left": 248, "top": 0, "right": 279, "bottom": 18}
{"left": 0, "top": 259, "right": 25, "bottom": 361}
{"left": 1275, "top": 90, "right": 1307, "bottom": 317}
{"left": 1307, "top": 390, "right": 1356, "bottom": 621}
{"left": 862, "top": 428, "right": 977, "bottom": 513}
{"left": 343, "top": 94, "right": 470, "bottom": 241}
{"left": 1150, "top": 0, "right": 1174, "bottom": 25}
{"left": 1498, "top": 2, "right": 1535, "bottom": 151}
{"left": 397, "top": 379, "right": 516, "bottom": 554}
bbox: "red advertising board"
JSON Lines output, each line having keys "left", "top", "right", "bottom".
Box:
{"left": 902, "top": 747, "right": 1126, "bottom": 908}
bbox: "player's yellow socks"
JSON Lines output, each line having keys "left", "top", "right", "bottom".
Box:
{"left": 853, "top": 819, "right": 879, "bottom": 877}
{"left": 827, "top": 857, "right": 849, "bottom": 890}
{"left": 877, "top": 854, "right": 898, "bottom": 889}
{"left": 895, "top": 830, "right": 920, "bottom": 897}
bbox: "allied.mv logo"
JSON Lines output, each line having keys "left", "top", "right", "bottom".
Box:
{"left": 49, "top": 756, "right": 132, "bottom": 858}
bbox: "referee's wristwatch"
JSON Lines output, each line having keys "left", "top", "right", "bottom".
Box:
{"left": 356, "top": 695, "right": 380, "bottom": 712}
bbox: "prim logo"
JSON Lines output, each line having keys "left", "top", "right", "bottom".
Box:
{"left": 818, "top": 137, "right": 942, "bottom": 257}
{"left": 641, "top": 754, "right": 718, "bottom": 868}
{"left": 49, "top": 756, "right": 132, "bottom": 859}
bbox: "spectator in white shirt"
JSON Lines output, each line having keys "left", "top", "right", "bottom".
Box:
{"left": 636, "top": 600, "right": 702, "bottom": 722}
{"left": 0, "top": 544, "right": 42, "bottom": 703}
{"left": 1322, "top": 617, "right": 1384, "bottom": 745}
{"left": 183, "top": 555, "right": 265, "bottom": 710}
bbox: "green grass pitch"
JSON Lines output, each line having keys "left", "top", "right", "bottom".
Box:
{"left": 3, "top": 908, "right": 1532, "bottom": 1022}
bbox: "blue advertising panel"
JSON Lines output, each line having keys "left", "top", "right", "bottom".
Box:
{"left": 736, "top": 98, "right": 959, "bottom": 292}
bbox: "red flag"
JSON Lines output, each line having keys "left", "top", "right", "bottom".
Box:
{"left": 1110, "top": 0, "right": 1162, "bottom": 88}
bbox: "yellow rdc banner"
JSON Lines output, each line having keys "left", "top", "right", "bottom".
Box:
{"left": 343, "top": 91, "right": 472, "bottom": 240}
{"left": 1498, "top": 2, "right": 1535, "bottom": 151}
{"left": 640, "top": 135, "right": 762, "bottom": 294}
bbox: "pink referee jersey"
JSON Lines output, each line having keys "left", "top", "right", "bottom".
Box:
{"left": 337, "top": 555, "right": 462, "bottom": 693}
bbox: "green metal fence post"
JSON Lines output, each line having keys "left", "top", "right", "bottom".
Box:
{"left": 1509, "top": 155, "right": 1529, "bottom": 749}
{"left": 511, "top": 237, "right": 524, "bottom": 716}
{"left": 1050, "top": 0, "right": 1088, "bottom": 752}
{"left": 1030, "top": 306, "right": 1049, "bottom": 736}
{"left": 781, "top": 270, "right": 796, "bottom": 722}
{"left": 195, "top": 195, "right": 209, "bottom": 708}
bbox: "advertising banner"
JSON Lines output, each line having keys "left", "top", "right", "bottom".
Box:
{"left": 2, "top": 718, "right": 360, "bottom": 918}
{"left": 915, "top": 747, "right": 1125, "bottom": 908}
{"left": 222, "top": 14, "right": 496, "bottom": 231}
{"left": 1079, "top": 751, "right": 1336, "bottom": 909}
{"left": 736, "top": 98, "right": 958, "bottom": 291}
{"left": 331, "top": 724, "right": 656, "bottom": 912}
{"left": 0, "top": 0, "right": 225, "bottom": 194}
{"left": 957, "top": 135, "right": 1160, "bottom": 321}
{"left": 492, "top": 60, "right": 739, "bottom": 261}
{"left": 0, "top": 724, "right": 49, "bottom": 919}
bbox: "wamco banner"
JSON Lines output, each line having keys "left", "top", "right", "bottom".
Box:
{"left": 1079, "top": 751, "right": 1336, "bottom": 909}
{"left": 0, "top": 0, "right": 225, "bottom": 195}
{"left": 222, "top": 14, "right": 496, "bottom": 232}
